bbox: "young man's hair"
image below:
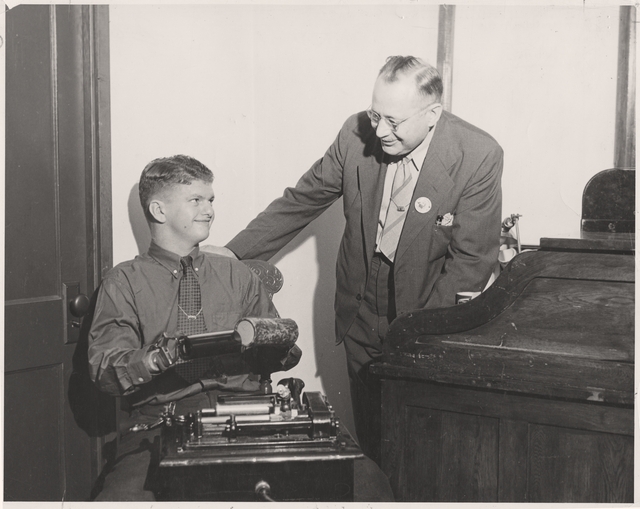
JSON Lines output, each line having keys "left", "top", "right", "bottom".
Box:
{"left": 378, "top": 55, "right": 443, "bottom": 102}
{"left": 139, "top": 155, "right": 214, "bottom": 220}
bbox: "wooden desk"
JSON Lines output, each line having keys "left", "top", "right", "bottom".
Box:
{"left": 372, "top": 236, "right": 634, "bottom": 502}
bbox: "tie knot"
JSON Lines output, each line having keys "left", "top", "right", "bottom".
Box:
{"left": 180, "top": 256, "right": 193, "bottom": 273}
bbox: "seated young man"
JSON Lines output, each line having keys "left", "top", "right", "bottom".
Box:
{"left": 88, "top": 155, "right": 283, "bottom": 500}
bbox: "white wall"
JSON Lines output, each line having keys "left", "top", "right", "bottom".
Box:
{"left": 110, "top": 3, "right": 439, "bottom": 435}
{"left": 109, "top": 3, "right": 620, "bottom": 436}
{"left": 453, "top": 5, "right": 619, "bottom": 244}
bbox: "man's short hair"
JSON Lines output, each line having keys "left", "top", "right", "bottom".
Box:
{"left": 378, "top": 56, "right": 443, "bottom": 102}
{"left": 139, "top": 155, "right": 214, "bottom": 219}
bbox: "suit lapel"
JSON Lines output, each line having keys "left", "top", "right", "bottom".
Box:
{"left": 358, "top": 151, "right": 387, "bottom": 266}
{"left": 395, "top": 117, "right": 456, "bottom": 262}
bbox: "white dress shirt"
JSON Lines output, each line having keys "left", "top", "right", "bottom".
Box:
{"left": 375, "top": 125, "right": 437, "bottom": 252}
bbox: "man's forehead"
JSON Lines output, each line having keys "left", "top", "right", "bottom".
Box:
{"left": 184, "top": 179, "right": 214, "bottom": 191}
{"left": 162, "top": 180, "right": 214, "bottom": 198}
{"left": 372, "top": 76, "right": 423, "bottom": 110}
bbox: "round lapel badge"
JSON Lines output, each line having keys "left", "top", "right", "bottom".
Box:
{"left": 415, "top": 197, "right": 432, "bottom": 214}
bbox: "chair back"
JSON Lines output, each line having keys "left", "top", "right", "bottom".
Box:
{"left": 582, "top": 168, "right": 635, "bottom": 233}
{"left": 242, "top": 259, "right": 283, "bottom": 298}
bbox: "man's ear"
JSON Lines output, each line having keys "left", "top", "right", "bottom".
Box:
{"left": 148, "top": 199, "right": 167, "bottom": 223}
{"left": 427, "top": 102, "right": 444, "bottom": 127}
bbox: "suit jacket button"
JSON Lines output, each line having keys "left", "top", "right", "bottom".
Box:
{"left": 356, "top": 293, "right": 362, "bottom": 301}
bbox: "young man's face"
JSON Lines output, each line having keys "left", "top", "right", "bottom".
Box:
{"left": 161, "top": 179, "right": 215, "bottom": 248}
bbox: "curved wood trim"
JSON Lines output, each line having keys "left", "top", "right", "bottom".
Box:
{"left": 386, "top": 250, "right": 634, "bottom": 345}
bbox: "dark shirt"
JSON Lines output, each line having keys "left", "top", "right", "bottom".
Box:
{"left": 88, "top": 242, "right": 278, "bottom": 400}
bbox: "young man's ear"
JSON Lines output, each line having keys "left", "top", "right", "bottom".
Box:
{"left": 148, "top": 199, "right": 167, "bottom": 223}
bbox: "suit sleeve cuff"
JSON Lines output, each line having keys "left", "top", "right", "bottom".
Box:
{"left": 224, "top": 240, "right": 244, "bottom": 259}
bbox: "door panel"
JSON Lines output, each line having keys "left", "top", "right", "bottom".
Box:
{"left": 5, "top": 366, "right": 65, "bottom": 500}
{"left": 404, "top": 406, "right": 499, "bottom": 502}
{"left": 5, "top": 301, "right": 63, "bottom": 371}
{"left": 5, "top": 6, "right": 59, "bottom": 303}
{"left": 5, "top": 5, "right": 112, "bottom": 501}
{"left": 382, "top": 379, "right": 633, "bottom": 502}
{"left": 528, "top": 424, "right": 634, "bottom": 502}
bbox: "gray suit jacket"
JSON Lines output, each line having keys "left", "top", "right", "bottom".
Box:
{"left": 227, "top": 110, "right": 503, "bottom": 342}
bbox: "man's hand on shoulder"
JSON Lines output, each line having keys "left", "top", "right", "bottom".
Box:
{"left": 201, "top": 245, "right": 238, "bottom": 259}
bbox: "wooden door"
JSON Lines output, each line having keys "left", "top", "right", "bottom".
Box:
{"left": 4, "top": 5, "right": 112, "bottom": 501}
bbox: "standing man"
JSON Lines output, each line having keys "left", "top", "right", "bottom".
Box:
{"left": 213, "top": 56, "right": 503, "bottom": 465}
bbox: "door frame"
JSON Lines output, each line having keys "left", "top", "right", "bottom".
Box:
{"left": 83, "top": 4, "right": 113, "bottom": 480}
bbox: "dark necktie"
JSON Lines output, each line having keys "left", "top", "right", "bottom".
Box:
{"left": 173, "top": 256, "right": 212, "bottom": 383}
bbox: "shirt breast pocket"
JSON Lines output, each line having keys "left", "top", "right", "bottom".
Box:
{"left": 209, "top": 311, "right": 242, "bottom": 331}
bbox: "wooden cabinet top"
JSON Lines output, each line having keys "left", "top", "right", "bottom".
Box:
{"left": 374, "top": 242, "right": 634, "bottom": 405}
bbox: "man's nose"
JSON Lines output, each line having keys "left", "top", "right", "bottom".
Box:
{"left": 375, "top": 119, "right": 393, "bottom": 138}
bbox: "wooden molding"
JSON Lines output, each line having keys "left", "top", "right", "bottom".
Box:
{"left": 614, "top": 6, "right": 636, "bottom": 169}
{"left": 81, "top": 3, "right": 113, "bottom": 485}
{"left": 94, "top": 6, "right": 113, "bottom": 281}
{"left": 437, "top": 5, "right": 455, "bottom": 111}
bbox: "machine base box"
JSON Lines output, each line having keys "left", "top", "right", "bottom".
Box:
{"left": 159, "top": 458, "right": 354, "bottom": 501}
{"left": 155, "top": 389, "right": 363, "bottom": 501}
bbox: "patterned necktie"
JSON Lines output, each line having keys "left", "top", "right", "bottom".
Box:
{"left": 379, "top": 157, "right": 413, "bottom": 262}
{"left": 173, "top": 256, "right": 212, "bottom": 383}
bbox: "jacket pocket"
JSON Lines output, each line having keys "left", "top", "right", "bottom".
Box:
{"left": 428, "top": 225, "right": 453, "bottom": 261}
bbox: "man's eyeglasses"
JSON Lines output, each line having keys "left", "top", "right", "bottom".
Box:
{"left": 366, "top": 102, "right": 437, "bottom": 133}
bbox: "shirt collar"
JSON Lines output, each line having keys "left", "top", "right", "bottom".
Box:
{"left": 148, "top": 241, "right": 203, "bottom": 278}
{"left": 405, "top": 123, "right": 437, "bottom": 172}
